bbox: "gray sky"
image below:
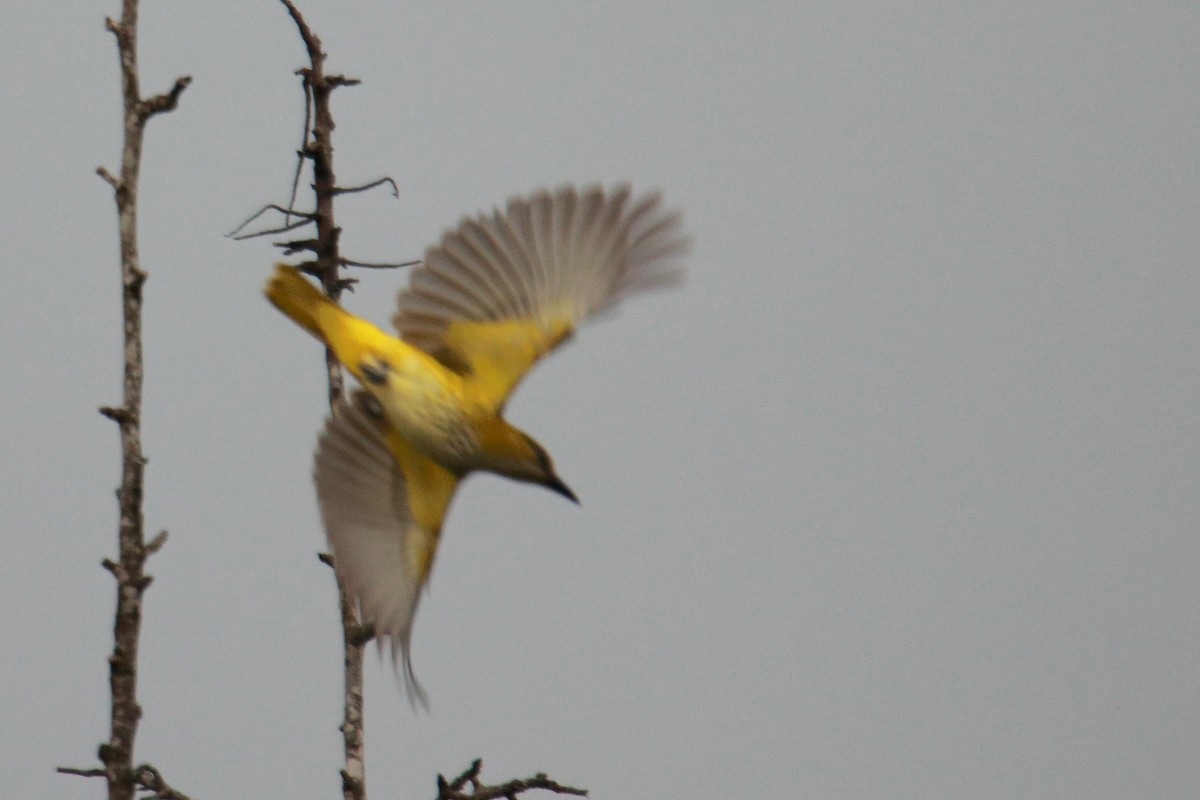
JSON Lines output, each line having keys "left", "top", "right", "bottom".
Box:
{"left": 4, "top": 2, "right": 1198, "bottom": 798}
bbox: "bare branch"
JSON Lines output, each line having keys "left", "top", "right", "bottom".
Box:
{"left": 337, "top": 584, "right": 368, "bottom": 800}
{"left": 274, "top": 237, "right": 322, "bottom": 256}
{"left": 99, "top": 405, "right": 132, "bottom": 423}
{"left": 97, "top": 166, "right": 121, "bottom": 190}
{"left": 437, "top": 760, "right": 588, "bottom": 800}
{"left": 239, "top": 3, "right": 394, "bottom": 272}
{"left": 82, "top": 3, "right": 190, "bottom": 800}
{"left": 145, "top": 530, "right": 169, "bottom": 555}
{"left": 333, "top": 176, "right": 399, "bottom": 197}
{"left": 58, "top": 764, "right": 192, "bottom": 800}
{"left": 132, "top": 764, "right": 193, "bottom": 800}
{"left": 340, "top": 257, "right": 420, "bottom": 270}
{"left": 288, "top": 99, "right": 312, "bottom": 216}
{"left": 139, "top": 75, "right": 193, "bottom": 120}
{"left": 274, "top": 2, "right": 364, "bottom": 797}
{"left": 230, "top": 219, "right": 311, "bottom": 240}
{"left": 226, "top": 204, "right": 317, "bottom": 239}
{"left": 278, "top": 0, "right": 323, "bottom": 68}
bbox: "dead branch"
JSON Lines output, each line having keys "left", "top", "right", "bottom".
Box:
{"left": 273, "top": 3, "right": 370, "bottom": 798}
{"left": 226, "top": 203, "right": 317, "bottom": 239}
{"left": 57, "top": 764, "right": 194, "bottom": 800}
{"left": 340, "top": 257, "right": 421, "bottom": 270}
{"left": 231, "top": 1, "right": 406, "bottom": 271}
{"left": 334, "top": 177, "right": 399, "bottom": 197}
{"left": 64, "top": 3, "right": 190, "bottom": 800}
{"left": 437, "top": 760, "right": 588, "bottom": 800}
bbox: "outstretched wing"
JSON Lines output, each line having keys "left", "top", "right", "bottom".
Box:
{"left": 393, "top": 184, "right": 689, "bottom": 410}
{"left": 313, "top": 395, "right": 459, "bottom": 708}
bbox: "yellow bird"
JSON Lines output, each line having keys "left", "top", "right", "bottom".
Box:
{"left": 265, "top": 184, "right": 687, "bottom": 705}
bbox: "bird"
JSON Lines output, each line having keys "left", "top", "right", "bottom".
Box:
{"left": 265, "top": 184, "right": 688, "bottom": 706}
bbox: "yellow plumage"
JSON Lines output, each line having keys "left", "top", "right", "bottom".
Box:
{"left": 265, "top": 184, "right": 688, "bottom": 706}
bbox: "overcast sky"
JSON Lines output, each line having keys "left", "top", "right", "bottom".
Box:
{"left": 3, "top": 2, "right": 1198, "bottom": 798}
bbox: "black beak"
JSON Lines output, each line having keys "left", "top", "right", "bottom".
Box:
{"left": 546, "top": 474, "right": 580, "bottom": 505}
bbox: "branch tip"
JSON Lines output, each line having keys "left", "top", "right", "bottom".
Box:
{"left": 333, "top": 176, "right": 400, "bottom": 198}
{"left": 141, "top": 75, "right": 193, "bottom": 118}
{"left": 340, "top": 257, "right": 420, "bottom": 270}
{"left": 99, "top": 404, "right": 131, "bottom": 423}
{"left": 438, "top": 759, "right": 587, "bottom": 800}
{"left": 132, "top": 763, "right": 193, "bottom": 800}
{"left": 226, "top": 203, "right": 316, "bottom": 239}
{"left": 146, "top": 530, "right": 169, "bottom": 555}
{"left": 96, "top": 166, "right": 120, "bottom": 190}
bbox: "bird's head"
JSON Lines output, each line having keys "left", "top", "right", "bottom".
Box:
{"left": 475, "top": 418, "right": 579, "bottom": 504}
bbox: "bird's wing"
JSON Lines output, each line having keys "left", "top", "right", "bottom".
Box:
{"left": 313, "top": 395, "right": 460, "bottom": 708}
{"left": 393, "top": 184, "right": 689, "bottom": 410}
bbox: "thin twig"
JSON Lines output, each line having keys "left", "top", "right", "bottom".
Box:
{"left": 132, "top": 764, "right": 194, "bottom": 800}
{"left": 334, "top": 176, "right": 399, "bottom": 197}
{"left": 340, "top": 257, "right": 420, "bottom": 270}
{"left": 226, "top": 203, "right": 316, "bottom": 239}
{"left": 139, "top": 76, "right": 192, "bottom": 119}
{"left": 97, "top": 166, "right": 120, "bottom": 190}
{"left": 145, "top": 530, "right": 169, "bottom": 555}
{"left": 57, "top": 764, "right": 194, "bottom": 800}
{"left": 231, "top": 217, "right": 314, "bottom": 240}
{"left": 289, "top": 93, "right": 312, "bottom": 217}
{"left": 267, "top": 0, "right": 400, "bottom": 286}
{"left": 274, "top": 237, "right": 322, "bottom": 256}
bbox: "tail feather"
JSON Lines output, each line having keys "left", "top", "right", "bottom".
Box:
{"left": 265, "top": 263, "right": 406, "bottom": 388}
{"left": 265, "top": 263, "right": 333, "bottom": 343}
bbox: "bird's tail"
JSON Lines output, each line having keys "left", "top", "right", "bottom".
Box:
{"left": 265, "top": 263, "right": 334, "bottom": 343}
{"left": 265, "top": 263, "right": 405, "bottom": 389}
